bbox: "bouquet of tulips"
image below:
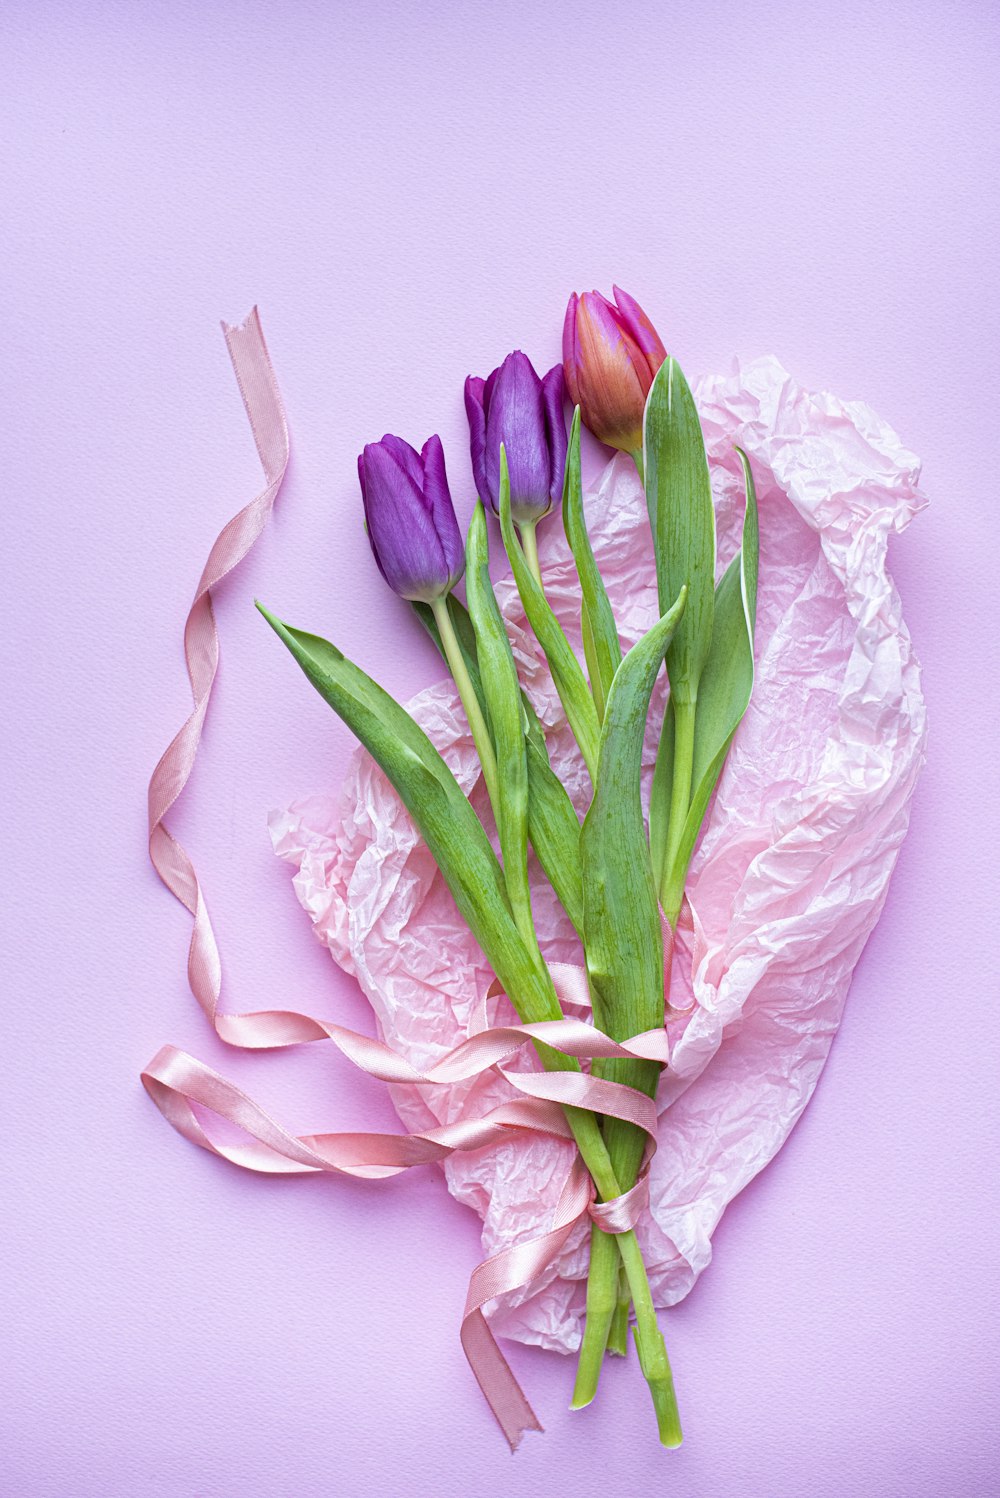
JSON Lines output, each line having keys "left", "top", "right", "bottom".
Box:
{"left": 258, "top": 288, "right": 758, "bottom": 1446}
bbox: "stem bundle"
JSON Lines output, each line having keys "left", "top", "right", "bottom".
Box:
{"left": 261, "top": 355, "right": 758, "bottom": 1448}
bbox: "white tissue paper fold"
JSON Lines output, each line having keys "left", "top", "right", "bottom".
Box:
{"left": 269, "top": 356, "right": 927, "bottom": 1352}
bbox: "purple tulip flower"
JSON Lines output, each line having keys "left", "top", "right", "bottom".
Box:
{"left": 464, "top": 351, "right": 567, "bottom": 525}
{"left": 358, "top": 434, "right": 465, "bottom": 603}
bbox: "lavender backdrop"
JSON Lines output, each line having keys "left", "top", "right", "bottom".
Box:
{"left": 4, "top": 3, "right": 998, "bottom": 1495}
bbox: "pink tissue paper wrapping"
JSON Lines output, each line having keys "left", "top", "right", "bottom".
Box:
{"left": 269, "top": 356, "right": 927, "bottom": 1353}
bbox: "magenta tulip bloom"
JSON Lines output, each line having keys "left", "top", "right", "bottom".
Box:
{"left": 562, "top": 286, "right": 667, "bottom": 456}
{"left": 464, "top": 351, "right": 567, "bottom": 524}
{"left": 358, "top": 434, "right": 465, "bottom": 602}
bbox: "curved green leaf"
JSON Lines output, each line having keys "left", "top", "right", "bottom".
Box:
{"left": 657, "top": 448, "right": 759, "bottom": 918}
{"left": 498, "top": 448, "right": 602, "bottom": 780}
{"left": 256, "top": 602, "right": 562, "bottom": 1025}
{"left": 522, "top": 705, "right": 585, "bottom": 938}
{"left": 581, "top": 587, "right": 686, "bottom": 1194}
{"left": 583, "top": 586, "right": 687, "bottom": 1035}
{"left": 643, "top": 356, "right": 716, "bottom": 702}
{"left": 562, "top": 406, "right": 622, "bottom": 720}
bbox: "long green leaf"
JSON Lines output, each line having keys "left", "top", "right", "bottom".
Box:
{"left": 256, "top": 602, "right": 563, "bottom": 1025}
{"left": 657, "top": 449, "right": 759, "bottom": 918}
{"left": 497, "top": 448, "right": 602, "bottom": 780}
{"left": 643, "top": 356, "right": 716, "bottom": 702}
{"left": 581, "top": 587, "right": 687, "bottom": 1195}
{"left": 522, "top": 707, "right": 585, "bottom": 937}
{"left": 414, "top": 594, "right": 584, "bottom": 936}
{"left": 562, "top": 406, "right": 622, "bottom": 720}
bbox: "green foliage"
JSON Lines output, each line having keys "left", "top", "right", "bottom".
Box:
{"left": 413, "top": 593, "right": 584, "bottom": 937}
{"left": 464, "top": 501, "right": 537, "bottom": 951}
{"left": 651, "top": 449, "right": 759, "bottom": 913}
{"left": 582, "top": 588, "right": 686, "bottom": 1192}
{"left": 498, "top": 448, "right": 602, "bottom": 779}
{"left": 256, "top": 603, "right": 562, "bottom": 1025}
{"left": 562, "top": 407, "right": 622, "bottom": 720}
{"left": 643, "top": 357, "right": 716, "bottom": 704}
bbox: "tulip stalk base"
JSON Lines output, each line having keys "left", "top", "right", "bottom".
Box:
{"left": 570, "top": 1232, "right": 681, "bottom": 1446}
{"left": 550, "top": 1093, "right": 680, "bottom": 1444}
{"left": 608, "top": 1270, "right": 630, "bottom": 1355}
{"left": 572, "top": 1226, "right": 621, "bottom": 1408}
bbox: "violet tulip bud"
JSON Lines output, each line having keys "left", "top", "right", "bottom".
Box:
{"left": 358, "top": 433, "right": 465, "bottom": 603}
{"left": 562, "top": 286, "right": 666, "bottom": 458}
{"left": 464, "top": 351, "right": 567, "bottom": 525}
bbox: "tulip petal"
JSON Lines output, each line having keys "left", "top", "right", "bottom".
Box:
{"left": 360, "top": 439, "right": 451, "bottom": 601}
{"left": 562, "top": 293, "right": 581, "bottom": 408}
{"left": 541, "top": 363, "right": 568, "bottom": 508}
{"left": 598, "top": 294, "right": 652, "bottom": 389}
{"left": 358, "top": 452, "right": 391, "bottom": 588}
{"left": 464, "top": 375, "right": 488, "bottom": 504}
{"left": 486, "top": 351, "right": 551, "bottom": 522}
{"left": 612, "top": 285, "right": 667, "bottom": 385}
{"left": 378, "top": 431, "right": 427, "bottom": 494}
{"left": 575, "top": 294, "right": 646, "bottom": 451}
{"left": 421, "top": 434, "right": 465, "bottom": 584}
{"left": 483, "top": 364, "right": 500, "bottom": 416}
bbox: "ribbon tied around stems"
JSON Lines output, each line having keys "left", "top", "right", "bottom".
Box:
{"left": 143, "top": 309, "right": 671, "bottom": 1451}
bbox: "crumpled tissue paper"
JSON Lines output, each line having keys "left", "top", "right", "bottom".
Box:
{"left": 269, "top": 356, "right": 927, "bottom": 1352}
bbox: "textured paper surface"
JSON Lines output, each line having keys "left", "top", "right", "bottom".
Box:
{"left": 272, "top": 357, "right": 927, "bottom": 1350}
{"left": 9, "top": 4, "right": 999, "bottom": 1489}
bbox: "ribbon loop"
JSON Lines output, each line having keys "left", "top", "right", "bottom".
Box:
{"left": 590, "top": 1172, "right": 651, "bottom": 1235}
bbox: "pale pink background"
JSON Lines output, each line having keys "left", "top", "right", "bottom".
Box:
{"left": 3, "top": 3, "right": 998, "bottom": 1495}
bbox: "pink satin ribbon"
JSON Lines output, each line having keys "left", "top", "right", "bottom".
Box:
{"left": 147, "top": 307, "right": 289, "bottom": 1014}
{"left": 143, "top": 309, "right": 670, "bottom": 1450}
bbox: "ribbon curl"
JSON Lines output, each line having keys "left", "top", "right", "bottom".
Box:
{"left": 143, "top": 310, "right": 666, "bottom": 1451}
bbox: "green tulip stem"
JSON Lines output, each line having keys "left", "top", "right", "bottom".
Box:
{"left": 630, "top": 448, "right": 645, "bottom": 484}
{"left": 431, "top": 593, "right": 500, "bottom": 808}
{"left": 608, "top": 1264, "right": 631, "bottom": 1354}
{"left": 518, "top": 518, "right": 543, "bottom": 589}
{"left": 659, "top": 694, "right": 697, "bottom": 926}
{"left": 574, "top": 1225, "right": 625, "bottom": 1405}
{"left": 564, "top": 1106, "right": 681, "bottom": 1446}
{"left": 618, "top": 1227, "right": 682, "bottom": 1446}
